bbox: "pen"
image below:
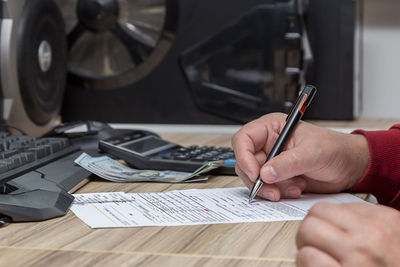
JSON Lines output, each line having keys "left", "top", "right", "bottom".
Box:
{"left": 248, "top": 85, "right": 317, "bottom": 203}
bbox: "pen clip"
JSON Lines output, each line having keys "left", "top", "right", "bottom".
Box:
{"left": 286, "top": 85, "right": 317, "bottom": 121}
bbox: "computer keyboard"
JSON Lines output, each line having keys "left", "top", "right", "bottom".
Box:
{"left": 0, "top": 132, "right": 90, "bottom": 223}
{"left": 0, "top": 134, "right": 76, "bottom": 185}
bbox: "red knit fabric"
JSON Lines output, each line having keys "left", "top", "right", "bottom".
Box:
{"left": 350, "top": 124, "right": 400, "bottom": 210}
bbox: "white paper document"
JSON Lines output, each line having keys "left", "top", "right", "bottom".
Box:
{"left": 70, "top": 187, "right": 368, "bottom": 228}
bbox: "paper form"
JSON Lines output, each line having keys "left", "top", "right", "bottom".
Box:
{"left": 70, "top": 187, "right": 369, "bottom": 228}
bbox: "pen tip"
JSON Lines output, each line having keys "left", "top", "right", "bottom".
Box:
{"left": 248, "top": 178, "right": 263, "bottom": 204}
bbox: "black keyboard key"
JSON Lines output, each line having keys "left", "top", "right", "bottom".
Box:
{"left": 0, "top": 150, "right": 19, "bottom": 159}
{"left": 0, "top": 159, "right": 15, "bottom": 171}
{"left": 27, "top": 146, "right": 51, "bottom": 159}
{"left": 0, "top": 132, "right": 9, "bottom": 139}
{"left": 0, "top": 162, "right": 8, "bottom": 173}
{"left": 19, "top": 153, "right": 35, "bottom": 164}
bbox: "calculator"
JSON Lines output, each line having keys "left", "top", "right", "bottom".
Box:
{"left": 98, "top": 130, "right": 237, "bottom": 175}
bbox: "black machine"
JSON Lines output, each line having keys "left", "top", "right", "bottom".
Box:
{"left": 0, "top": 0, "right": 360, "bottom": 131}
{"left": 99, "top": 130, "right": 236, "bottom": 175}
{"left": 0, "top": 0, "right": 360, "bottom": 132}
{"left": 60, "top": 0, "right": 305, "bottom": 123}
{"left": 59, "top": 0, "right": 360, "bottom": 123}
{"left": 0, "top": 0, "right": 67, "bottom": 136}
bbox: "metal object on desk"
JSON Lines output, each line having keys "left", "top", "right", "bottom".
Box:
{"left": 0, "top": 0, "right": 67, "bottom": 136}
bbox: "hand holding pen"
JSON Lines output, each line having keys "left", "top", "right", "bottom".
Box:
{"left": 231, "top": 85, "right": 319, "bottom": 202}
{"left": 231, "top": 85, "right": 400, "bottom": 266}
{"left": 248, "top": 85, "right": 316, "bottom": 202}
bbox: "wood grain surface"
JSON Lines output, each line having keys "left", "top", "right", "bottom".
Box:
{"left": 2, "top": 119, "right": 398, "bottom": 267}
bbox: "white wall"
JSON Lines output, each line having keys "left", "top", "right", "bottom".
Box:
{"left": 361, "top": 0, "right": 400, "bottom": 118}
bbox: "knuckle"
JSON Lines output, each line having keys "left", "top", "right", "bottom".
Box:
{"left": 366, "top": 223, "right": 388, "bottom": 245}
{"left": 296, "top": 216, "right": 317, "bottom": 246}
{"left": 308, "top": 202, "right": 329, "bottom": 216}
{"left": 345, "top": 252, "right": 371, "bottom": 267}
{"left": 296, "top": 247, "right": 315, "bottom": 267}
{"left": 384, "top": 207, "right": 400, "bottom": 224}
{"left": 353, "top": 221, "right": 388, "bottom": 260}
{"left": 301, "top": 216, "right": 316, "bottom": 230}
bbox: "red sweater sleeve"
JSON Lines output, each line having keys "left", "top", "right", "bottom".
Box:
{"left": 349, "top": 124, "right": 400, "bottom": 210}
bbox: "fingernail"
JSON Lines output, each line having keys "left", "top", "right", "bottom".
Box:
{"left": 286, "top": 187, "right": 300, "bottom": 198}
{"left": 261, "top": 165, "right": 278, "bottom": 182}
{"left": 264, "top": 191, "right": 276, "bottom": 201}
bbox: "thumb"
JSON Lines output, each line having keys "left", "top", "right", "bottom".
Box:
{"left": 259, "top": 148, "right": 314, "bottom": 183}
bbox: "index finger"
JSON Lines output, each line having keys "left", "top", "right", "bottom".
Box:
{"left": 232, "top": 117, "right": 275, "bottom": 180}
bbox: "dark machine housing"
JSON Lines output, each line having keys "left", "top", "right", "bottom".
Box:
{"left": 0, "top": 0, "right": 358, "bottom": 129}
{"left": 60, "top": 0, "right": 359, "bottom": 123}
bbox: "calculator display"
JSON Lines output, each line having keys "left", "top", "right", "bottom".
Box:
{"left": 121, "top": 136, "right": 174, "bottom": 155}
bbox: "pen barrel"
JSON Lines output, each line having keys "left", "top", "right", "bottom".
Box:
{"left": 249, "top": 85, "right": 316, "bottom": 201}
{"left": 266, "top": 106, "right": 303, "bottom": 162}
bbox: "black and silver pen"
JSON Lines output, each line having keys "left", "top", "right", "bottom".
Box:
{"left": 248, "top": 85, "right": 317, "bottom": 203}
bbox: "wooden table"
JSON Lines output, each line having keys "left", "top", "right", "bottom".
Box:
{"left": 1, "top": 119, "right": 398, "bottom": 267}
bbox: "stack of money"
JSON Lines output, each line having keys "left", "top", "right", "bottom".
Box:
{"left": 74, "top": 153, "right": 223, "bottom": 183}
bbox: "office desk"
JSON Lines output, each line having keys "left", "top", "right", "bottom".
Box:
{"left": 1, "top": 119, "right": 398, "bottom": 267}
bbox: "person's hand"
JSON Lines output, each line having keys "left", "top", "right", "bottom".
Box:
{"left": 231, "top": 113, "right": 370, "bottom": 201}
{"left": 296, "top": 202, "right": 400, "bottom": 267}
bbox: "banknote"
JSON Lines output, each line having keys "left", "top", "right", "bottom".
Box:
{"left": 74, "top": 153, "right": 224, "bottom": 183}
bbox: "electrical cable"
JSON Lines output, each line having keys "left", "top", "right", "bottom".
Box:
{"left": 0, "top": 123, "right": 27, "bottom": 135}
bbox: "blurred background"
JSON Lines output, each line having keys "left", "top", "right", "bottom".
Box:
{"left": 362, "top": 0, "right": 400, "bottom": 119}
{"left": 1, "top": 0, "right": 400, "bottom": 136}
